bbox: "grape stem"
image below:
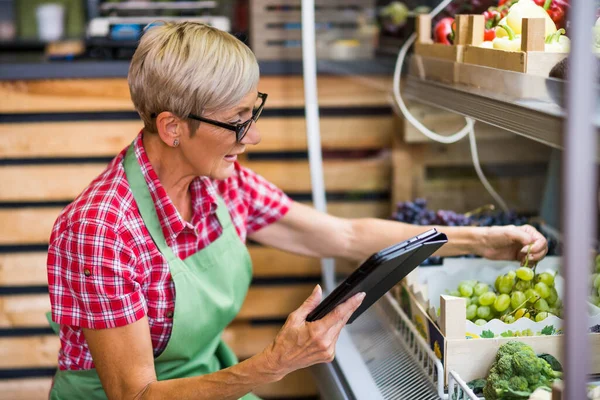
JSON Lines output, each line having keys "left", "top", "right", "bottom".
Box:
{"left": 501, "top": 295, "right": 540, "bottom": 320}
{"left": 523, "top": 243, "right": 538, "bottom": 273}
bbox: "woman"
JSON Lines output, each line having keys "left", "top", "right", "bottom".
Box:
{"left": 47, "top": 22, "right": 547, "bottom": 399}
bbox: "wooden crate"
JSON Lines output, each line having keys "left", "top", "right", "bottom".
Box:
{"left": 462, "top": 17, "right": 567, "bottom": 78}
{"left": 397, "top": 281, "right": 600, "bottom": 385}
{"left": 413, "top": 14, "right": 484, "bottom": 84}
{"left": 0, "top": 75, "right": 394, "bottom": 398}
{"left": 392, "top": 125, "right": 552, "bottom": 214}
{"left": 249, "top": 0, "right": 376, "bottom": 61}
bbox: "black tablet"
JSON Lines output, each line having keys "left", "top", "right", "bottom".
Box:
{"left": 306, "top": 228, "right": 448, "bottom": 323}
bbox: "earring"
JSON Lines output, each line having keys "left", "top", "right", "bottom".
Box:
{"left": 173, "top": 139, "right": 179, "bottom": 147}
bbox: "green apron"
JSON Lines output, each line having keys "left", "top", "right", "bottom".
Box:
{"left": 48, "top": 144, "right": 260, "bottom": 399}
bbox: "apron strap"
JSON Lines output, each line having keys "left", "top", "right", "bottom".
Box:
{"left": 123, "top": 144, "right": 178, "bottom": 262}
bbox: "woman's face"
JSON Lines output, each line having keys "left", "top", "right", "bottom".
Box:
{"left": 180, "top": 91, "right": 262, "bottom": 180}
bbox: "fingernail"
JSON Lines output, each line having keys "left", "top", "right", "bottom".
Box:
{"left": 314, "top": 284, "right": 321, "bottom": 293}
{"left": 358, "top": 292, "right": 366, "bottom": 300}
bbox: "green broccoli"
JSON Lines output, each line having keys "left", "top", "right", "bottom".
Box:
{"left": 483, "top": 341, "right": 562, "bottom": 400}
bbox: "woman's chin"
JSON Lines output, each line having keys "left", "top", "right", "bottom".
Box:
{"left": 211, "top": 161, "right": 236, "bottom": 180}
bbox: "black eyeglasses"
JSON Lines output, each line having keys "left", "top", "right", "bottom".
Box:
{"left": 151, "top": 92, "right": 267, "bottom": 142}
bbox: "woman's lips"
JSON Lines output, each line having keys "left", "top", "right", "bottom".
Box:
{"left": 224, "top": 154, "right": 238, "bottom": 162}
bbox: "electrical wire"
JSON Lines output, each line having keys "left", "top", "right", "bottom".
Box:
{"left": 392, "top": 0, "right": 510, "bottom": 212}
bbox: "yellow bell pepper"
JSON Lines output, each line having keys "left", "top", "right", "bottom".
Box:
{"left": 493, "top": 24, "right": 522, "bottom": 52}
{"left": 495, "top": 0, "right": 557, "bottom": 39}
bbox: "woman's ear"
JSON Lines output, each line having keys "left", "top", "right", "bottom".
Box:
{"left": 155, "top": 112, "right": 184, "bottom": 147}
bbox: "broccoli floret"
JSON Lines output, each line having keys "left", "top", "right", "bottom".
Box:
{"left": 483, "top": 341, "right": 561, "bottom": 400}
{"left": 509, "top": 376, "right": 529, "bottom": 392}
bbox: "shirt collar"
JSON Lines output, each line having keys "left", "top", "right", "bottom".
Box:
{"left": 132, "top": 132, "right": 218, "bottom": 244}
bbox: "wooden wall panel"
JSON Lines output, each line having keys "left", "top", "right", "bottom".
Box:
{"left": 0, "top": 116, "right": 394, "bottom": 158}
{"left": 0, "top": 369, "right": 318, "bottom": 400}
{"left": 0, "top": 200, "right": 389, "bottom": 245}
{"left": 0, "top": 76, "right": 392, "bottom": 113}
{"left": 0, "top": 158, "right": 390, "bottom": 202}
{"left": 0, "top": 286, "right": 312, "bottom": 328}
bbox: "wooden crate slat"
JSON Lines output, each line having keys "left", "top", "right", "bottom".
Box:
{"left": 0, "top": 76, "right": 392, "bottom": 113}
{"left": 254, "top": 367, "right": 317, "bottom": 398}
{"left": 0, "top": 158, "right": 390, "bottom": 202}
{"left": 0, "top": 323, "right": 281, "bottom": 369}
{"left": 0, "top": 377, "right": 53, "bottom": 400}
{"left": 0, "top": 248, "right": 322, "bottom": 287}
{"left": 0, "top": 116, "right": 393, "bottom": 158}
{"left": 421, "top": 175, "right": 546, "bottom": 214}
{"left": 0, "top": 253, "right": 49, "bottom": 286}
{"left": 238, "top": 284, "right": 313, "bottom": 319}
{"left": 0, "top": 200, "right": 389, "bottom": 246}
{"left": 422, "top": 137, "right": 552, "bottom": 166}
{"left": 0, "top": 285, "right": 312, "bottom": 328}
{"left": 0, "top": 369, "right": 317, "bottom": 399}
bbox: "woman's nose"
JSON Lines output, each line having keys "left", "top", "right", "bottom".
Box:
{"left": 241, "top": 121, "right": 261, "bottom": 146}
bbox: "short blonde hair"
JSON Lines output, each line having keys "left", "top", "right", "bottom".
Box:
{"left": 128, "top": 22, "right": 260, "bottom": 133}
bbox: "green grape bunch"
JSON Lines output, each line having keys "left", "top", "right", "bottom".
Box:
{"left": 447, "top": 246, "right": 564, "bottom": 325}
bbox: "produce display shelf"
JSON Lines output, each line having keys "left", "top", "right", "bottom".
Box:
{"left": 402, "top": 57, "right": 600, "bottom": 154}
{"left": 334, "top": 293, "right": 480, "bottom": 400}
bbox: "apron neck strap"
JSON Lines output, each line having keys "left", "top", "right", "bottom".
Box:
{"left": 124, "top": 143, "right": 177, "bottom": 260}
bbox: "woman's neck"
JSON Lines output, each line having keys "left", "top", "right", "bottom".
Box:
{"left": 142, "top": 132, "right": 195, "bottom": 222}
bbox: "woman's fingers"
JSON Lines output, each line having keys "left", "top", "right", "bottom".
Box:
{"left": 320, "top": 292, "right": 365, "bottom": 329}
{"left": 291, "top": 284, "right": 323, "bottom": 322}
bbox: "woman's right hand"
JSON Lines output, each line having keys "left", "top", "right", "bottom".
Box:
{"left": 261, "top": 284, "right": 365, "bottom": 379}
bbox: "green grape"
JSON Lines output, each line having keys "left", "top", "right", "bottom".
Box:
{"left": 511, "top": 291, "right": 527, "bottom": 309}
{"left": 535, "top": 311, "right": 549, "bottom": 322}
{"left": 534, "top": 282, "right": 551, "bottom": 299}
{"left": 546, "top": 287, "right": 559, "bottom": 306}
{"left": 477, "top": 306, "right": 491, "bottom": 320}
{"left": 507, "top": 270, "right": 516, "bottom": 280}
{"left": 458, "top": 283, "right": 474, "bottom": 297}
{"left": 534, "top": 298, "right": 550, "bottom": 312}
{"left": 536, "top": 272, "right": 555, "bottom": 287}
{"left": 473, "top": 283, "right": 489, "bottom": 296}
{"left": 494, "top": 294, "right": 511, "bottom": 312}
{"left": 514, "top": 308, "right": 527, "bottom": 320}
{"left": 498, "top": 275, "right": 515, "bottom": 294}
{"left": 593, "top": 295, "right": 600, "bottom": 305}
{"left": 525, "top": 288, "right": 541, "bottom": 304}
{"left": 470, "top": 295, "right": 480, "bottom": 306}
{"left": 515, "top": 279, "right": 532, "bottom": 292}
{"left": 597, "top": 286, "right": 600, "bottom": 297}
{"left": 475, "top": 319, "right": 487, "bottom": 326}
{"left": 449, "top": 290, "right": 461, "bottom": 297}
{"left": 504, "top": 315, "right": 515, "bottom": 324}
{"left": 494, "top": 275, "right": 501, "bottom": 292}
{"left": 466, "top": 304, "right": 477, "bottom": 320}
{"left": 465, "top": 297, "right": 472, "bottom": 307}
{"left": 516, "top": 267, "right": 534, "bottom": 281}
{"left": 594, "top": 274, "right": 600, "bottom": 290}
{"left": 548, "top": 307, "right": 559, "bottom": 316}
{"left": 479, "top": 292, "right": 497, "bottom": 306}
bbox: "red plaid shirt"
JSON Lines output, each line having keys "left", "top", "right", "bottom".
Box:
{"left": 47, "top": 132, "right": 290, "bottom": 370}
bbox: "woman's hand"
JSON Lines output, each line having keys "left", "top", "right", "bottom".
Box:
{"left": 262, "top": 285, "right": 365, "bottom": 379}
{"left": 479, "top": 224, "right": 548, "bottom": 264}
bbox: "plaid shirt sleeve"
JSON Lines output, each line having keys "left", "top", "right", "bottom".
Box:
{"left": 47, "top": 220, "right": 147, "bottom": 330}
{"left": 237, "top": 164, "right": 291, "bottom": 234}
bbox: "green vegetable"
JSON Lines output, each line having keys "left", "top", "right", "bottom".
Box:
{"left": 538, "top": 353, "right": 562, "bottom": 372}
{"left": 483, "top": 341, "right": 562, "bottom": 400}
{"left": 467, "top": 378, "right": 487, "bottom": 395}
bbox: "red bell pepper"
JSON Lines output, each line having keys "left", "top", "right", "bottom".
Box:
{"left": 534, "top": 0, "right": 569, "bottom": 30}
{"left": 483, "top": 9, "right": 502, "bottom": 41}
{"left": 434, "top": 17, "right": 455, "bottom": 45}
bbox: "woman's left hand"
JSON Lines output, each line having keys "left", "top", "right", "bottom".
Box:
{"left": 479, "top": 224, "right": 548, "bottom": 264}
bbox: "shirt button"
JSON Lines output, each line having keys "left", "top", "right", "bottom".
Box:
{"left": 166, "top": 310, "right": 174, "bottom": 319}
{"left": 83, "top": 269, "right": 92, "bottom": 277}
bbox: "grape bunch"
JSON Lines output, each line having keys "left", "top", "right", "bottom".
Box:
{"left": 589, "top": 255, "right": 600, "bottom": 308}
{"left": 448, "top": 254, "right": 563, "bottom": 326}
{"left": 392, "top": 199, "right": 560, "bottom": 257}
